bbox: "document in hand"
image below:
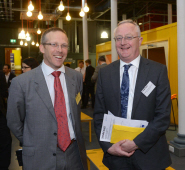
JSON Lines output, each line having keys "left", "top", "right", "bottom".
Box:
{"left": 100, "top": 111, "right": 148, "bottom": 143}
{"left": 110, "top": 125, "right": 145, "bottom": 143}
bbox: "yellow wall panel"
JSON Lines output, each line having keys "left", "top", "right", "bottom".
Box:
{"left": 12, "top": 49, "right": 21, "bottom": 70}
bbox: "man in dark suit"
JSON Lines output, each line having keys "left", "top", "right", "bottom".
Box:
{"left": 94, "top": 19, "right": 171, "bottom": 170}
{"left": 7, "top": 27, "right": 87, "bottom": 170}
{"left": 91, "top": 55, "right": 107, "bottom": 93}
{"left": 3, "top": 64, "right": 16, "bottom": 88}
{"left": 82, "top": 59, "right": 95, "bottom": 109}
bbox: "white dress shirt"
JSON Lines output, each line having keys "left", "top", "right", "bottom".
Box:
{"left": 120, "top": 55, "right": 140, "bottom": 119}
{"left": 75, "top": 67, "right": 85, "bottom": 76}
{"left": 41, "top": 61, "right": 75, "bottom": 140}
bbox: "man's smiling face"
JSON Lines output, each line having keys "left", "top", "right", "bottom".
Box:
{"left": 39, "top": 31, "right": 68, "bottom": 70}
{"left": 115, "top": 23, "right": 143, "bottom": 63}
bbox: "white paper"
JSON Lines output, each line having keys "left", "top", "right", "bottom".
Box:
{"left": 141, "top": 81, "right": 156, "bottom": 97}
{"left": 100, "top": 114, "right": 115, "bottom": 142}
{"left": 100, "top": 111, "right": 148, "bottom": 142}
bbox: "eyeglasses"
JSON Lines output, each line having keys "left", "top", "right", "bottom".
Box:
{"left": 114, "top": 36, "right": 140, "bottom": 42}
{"left": 42, "top": 43, "right": 69, "bottom": 49}
{"left": 22, "top": 66, "right": 30, "bottom": 69}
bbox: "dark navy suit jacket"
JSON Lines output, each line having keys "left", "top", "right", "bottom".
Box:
{"left": 94, "top": 57, "right": 171, "bottom": 170}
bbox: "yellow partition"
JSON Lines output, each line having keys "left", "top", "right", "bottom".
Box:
{"left": 96, "top": 22, "right": 178, "bottom": 124}
{"left": 12, "top": 49, "right": 22, "bottom": 74}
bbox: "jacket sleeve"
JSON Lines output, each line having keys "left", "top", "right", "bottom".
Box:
{"left": 93, "top": 69, "right": 112, "bottom": 154}
{"left": 91, "top": 66, "right": 99, "bottom": 83}
{"left": 7, "top": 78, "right": 25, "bottom": 144}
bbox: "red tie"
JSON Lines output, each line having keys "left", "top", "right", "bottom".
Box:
{"left": 52, "top": 71, "right": 71, "bottom": 151}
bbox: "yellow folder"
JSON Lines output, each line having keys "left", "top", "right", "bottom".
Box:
{"left": 110, "top": 124, "right": 145, "bottom": 143}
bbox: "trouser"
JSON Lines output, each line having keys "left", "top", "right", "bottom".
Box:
{"left": 0, "top": 141, "right": 12, "bottom": 170}
{"left": 84, "top": 86, "right": 95, "bottom": 108}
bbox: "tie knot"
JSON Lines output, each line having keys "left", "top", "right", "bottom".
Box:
{"left": 124, "top": 64, "right": 132, "bottom": 71}
{"left": 52, "top": 71, "right": 61, "bottom": 77}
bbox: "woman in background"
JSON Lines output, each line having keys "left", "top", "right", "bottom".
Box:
{"left": 22, "top": 57, "right": 39, "bottom": 73}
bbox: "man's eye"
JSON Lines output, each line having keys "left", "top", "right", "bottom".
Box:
{"left": 62, "top": 45, "right": 68, "bottom": 48}
{"left": 125, "top": 36, "right": 132, "bottom": 40}
{"left": 51, "top": 43, "right": 57, "bottom": 47}
{"left": 117, "top": 37, "right": 122, "bottom": 41}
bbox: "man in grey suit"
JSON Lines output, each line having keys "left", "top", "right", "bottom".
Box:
{"left": 7, "top": 27, "right": 88, "bottom": 170}
{"left": 94, "top": 20, "right": 171, "bottom": 170}
{"left": 91, "top": 56, "right": 107, "bottom": 93}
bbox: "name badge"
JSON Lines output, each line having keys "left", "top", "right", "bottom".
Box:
{"left": 141, "top": 81, "right": 156, "bottom": 97}
{"left": 75, "top": 92, "right": 81, "bottom": 105}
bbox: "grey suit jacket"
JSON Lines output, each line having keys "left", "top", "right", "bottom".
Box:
{"left": 91, "top": 63, "right": 107, "bottom": 92}
{"left": 94, "top": 57, "right": 171, "bottom": 170}
{"left": 7, "top": 65, "right": 88, "bottom": 170}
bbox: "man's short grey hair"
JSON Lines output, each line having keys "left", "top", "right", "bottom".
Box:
{"left": 40, "top": 27, "right": 68, "bottom": 44}
{"left": 113, "top": 19, "right": 141, "bottom": 38}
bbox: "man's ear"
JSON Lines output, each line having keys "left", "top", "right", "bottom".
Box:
{"left": 139, "top": 37, "right": 143, "bottom": 46}
{"left": 39, "top": 44, "right": 45, "bottom": 54}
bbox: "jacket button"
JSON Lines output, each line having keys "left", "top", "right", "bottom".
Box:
{"left": 53, "top": 153, "right": 56, "bottom": 156}
{"left": 54, "top": 133, "right": 57, "bottom": 136}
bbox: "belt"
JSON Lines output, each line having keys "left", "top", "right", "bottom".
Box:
{"left": 57, "top": 139, "right": 76, "bottom": 148}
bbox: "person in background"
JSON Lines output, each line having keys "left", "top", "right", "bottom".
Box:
{"left": 22, "top": 57, "right": 39, "bottom": 73}
{"left": 91, "top": 56, "right": 107, "bottom": 93}
{"left": 75, "top": 60, "right": 85, "bottom": 76}
{"left": 7, "top": 27, "right": 87, "bottom": 170}
{"left": 94, "top": 19, "right": 171, "bottom": 170}
{"left": 3, "top": 64, "right": 16, "bottom": 88}
{"left": 65, "top": 63, "right": 71, "bottom": 67}
{"left": 0, "top": 71, "right": 12, "bottom": 170}
{"left": 75, "top": 60, "right": 86, "bottom": 107}
{"left": 81, "top": 59, "right": 95, "bottom": 109}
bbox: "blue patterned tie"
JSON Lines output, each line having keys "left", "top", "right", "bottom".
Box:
{"left": 121, "top": 64, "right": 132, "bottom": 118}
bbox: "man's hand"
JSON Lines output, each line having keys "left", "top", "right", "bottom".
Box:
{"left": 121, "top": 139, "right": 138, "bottom": 153}
{"left": 107, "top": 140, "right": 135, "bottom": 157}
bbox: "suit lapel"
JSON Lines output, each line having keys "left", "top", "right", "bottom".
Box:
{"left": 131, "top": 57, "right": 150, "bottom": 118}
{"left": 111, "top": 60, "right": 121, "bottom": 116}
{"left": 34, "top": 65, "right": 56, "bottom": 121}
{"left": 64, "top": 67, "right": 76, "bottom": 127}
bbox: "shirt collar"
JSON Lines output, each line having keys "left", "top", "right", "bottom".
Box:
{"left": 6, "top": 72, "right": 10, "bottom": 76}
{"left": 120, "top": 55, "right": 140, "bottom": 69}
{"left": 42, "top": 60, "right": 65, "bottom": 76}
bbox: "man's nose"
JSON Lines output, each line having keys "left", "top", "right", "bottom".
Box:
{"left": 121, "top": 38, "right": 127, "bottom": 44}
{"left": 57, "top": 45, "right": 63, "bottom": 52}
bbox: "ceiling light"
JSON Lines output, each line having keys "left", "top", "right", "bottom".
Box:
{"left": 101, "top": 31, "right": 108, "bottom": 38}
{"left": 83, "top": 3, "right": 89, "bottom": 12}
{"left": 26, "top": 32, "right": 29, "bottom": 38}
{"left": 38, "top": 11, "right": 43, "bottom": 20}
{"left": 79, "top": 9, "right": 85, "bottom": 17}
{"left": 31, "top": 41, "right": 35, "bottom": 45}
{"left": 25, "top": 42, "right": 28, "bottom": 46}
{"left": 28, "top": 1, "right": 34, "bottom": 11}
{"left": 66, "top": 12, "right": 71, "bottom": 21}
{"left": 26, "top": 36, "right": 31, "bottom": 41}
{"left": 139, "top": 23, "right": 142, "bottom": 25}
{"left": 20, "top": 40, "right": 23, "bottom": 45}
{"left": 21, "top": 29, "right": 25, "bottom": 35}
{"left": 19, "top": 29, "right": 26, "bottom": 39}
{"left": 27, "top": 11, "right": 32, "bottom": 17}
{"left": 37, "top": 28, "right": 41, "bottom": 34}
{"left": 36, "top": 42, "right": 39, "bottom": 47}
{"left": 58, "top": 0, "right": 65, "bottom": 11}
